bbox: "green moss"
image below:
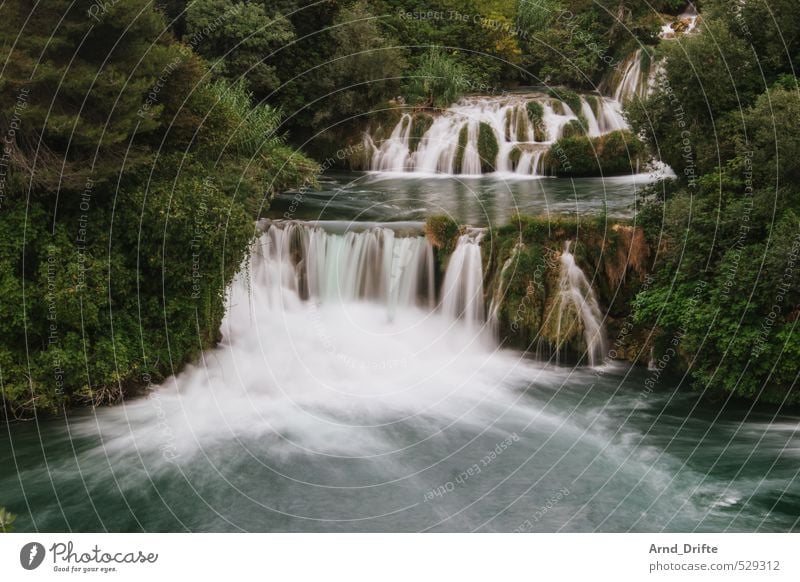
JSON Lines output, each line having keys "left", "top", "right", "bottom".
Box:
{"left": 548, "top": 88, "right": 581, "bottom": 117}
{"left": 585, "top": 95, "right": 600, "bottom": 118}
{"left": 477, "top": 122, "right": 499, "bottom": 172}
{"left": 543, "top": 130, "right": 644, "bottom": 177}
{"left": 454, "top": 124, "right": 468, "bottom": 173}
{"left": 425, "top": 215, "right": 461, "bottom": 255}
{"left": 516, "top": 108, "right": 529, "bottom": 141}
{"left": 526, "top": 101, "right": 544, "bottom": 124}
{"left": 509, "top": 146, "right": 522, "bottom": 169}
{"left": 560, "top": 119, "right": 586, "bottom": 139}
{"left": 409, "top": 114, "right": 434, "bottom": 153}
{"left": 550, "top": 99, "right": 565, "bottom": 115}
{"left": 504, "top": 109, "right": 514, "bottom": 140}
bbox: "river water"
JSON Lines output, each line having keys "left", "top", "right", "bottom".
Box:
{"left": 1, "top": 172, "right": 798, "bottom": 532}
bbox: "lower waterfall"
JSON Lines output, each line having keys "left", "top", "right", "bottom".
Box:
{"left": 245, "top": 222, "right": 606, "bottom": 365}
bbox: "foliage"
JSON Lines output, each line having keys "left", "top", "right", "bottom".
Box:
{"left": 0, "top": 507, "right": 15, "bottom": 532}
{"left": 184, "top": 0, "right": 294, "bottom": 97}
{"left": 0, "top": 0, "right": 317, "bottom": 418}
{"left": 516, "top": 0, "right": 561, "bottom": 35}
{"left": 405, "top": 47, "right": 471, "bottom": 109}
{"left": 309, "top": 0, "right": 407, "bottom": 131}
{"left": 627, "top": 2, "right": 800, "bottom": 402}
{"left": 544, "top": 130, "right": 644, "bottom": 176}
{"left": 425, "top": 215, "right": 461, "bottom": 255}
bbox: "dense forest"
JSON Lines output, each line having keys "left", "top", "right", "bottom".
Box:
{"left": 0, "top": 0, "right": 798, "bottom": 420}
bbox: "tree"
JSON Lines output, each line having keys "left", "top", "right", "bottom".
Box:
{"left": 184, "top": 0, "right": 294, "bottom": 98}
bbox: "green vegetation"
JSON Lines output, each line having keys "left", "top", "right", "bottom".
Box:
{"left": 0, "top": 507, "right": 15, "bottom": 533}
{"left": 626, "top": 0, "right": 800, "bottom": 403}
{"left": 0, "top": 1, "right": 316, "bottom": 418}
{"left": 544, "top": 131, "right": 644, "bottom": 177}
{"left": 526, "top": 101, "right": 548, "bottom": 142}
{"left": 477, "top": 123, "right": 500, "bottom": 172}
{"left": 425, "top": 215, "right": 462, "bottom": 255}
{"left": 454, "top": 125, "right": 469, "bottom": 173}
{"left": 405, "top": 47, "right": 471, "bottom": 109}
{"left": 483, "top": 215, "right": 650, "bottom": 356}
{"left": 409, "top": 115, "right": 435, "bottom": 153}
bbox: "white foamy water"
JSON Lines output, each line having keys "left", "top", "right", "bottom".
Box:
{"left": 77, "top": 222, "right": 570, "bottom": 464}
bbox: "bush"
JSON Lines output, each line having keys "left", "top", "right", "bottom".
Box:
{"left": 405, "top": 47, "right": 470, "bottom": 109}
{"left": 544, "top": 130, "right": 644, "bottom": 177}
{"left": 425, "top": 215, "right": 461, "bottom": 255}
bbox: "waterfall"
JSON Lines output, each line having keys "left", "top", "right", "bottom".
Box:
{"left": 259, "top": 223, "right": 608, "bottom": 364}
{"left": 365, "top": 94, "right": 631, "bottom": 176}
{"left": 368, "top": 113, "right": 413, "bottom": 172}
{"left": 440, "top": 231, "right": 486, "bottom": 327}
{"left": 547, "top": 241, "right": 607, "bottom": 366}
{"left": 581, "top": 96, "right": 627, "bottom": 136}
{"left": 261, "top": 221, "right": 435, "bottom": 312}
{"left": 488, "top": 242, "right": 523, "bottom": 337}
{"left": 605, "top": 49, "right": 661, "bottom": 104}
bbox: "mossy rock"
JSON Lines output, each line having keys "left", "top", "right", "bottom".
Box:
{"left": 504, "top": 109, "right": 514, "bottom": 141}
{"left": 526, "top": 101, "right": 544, "bottom": 124}
{"left": 584, "top": 95, "right": 600, "bottom": 118}
{"left": 409, "top": 114, "right": 434, "bottom": 153}
{"left": 550, "top": 99, "right": 565, "bottom": 116}
{"left": 425, "top": 215, "right": 461, "bottom": 255}
{"left": 454, "top": 124, "right": 469, "bottom": 173}
{"left": 560, "top": 119, "right": 586, "bottom": 139}
{"left": 347, "top": 139, "right": 372, "bottom": 170}
{"left": 477, "top": 122, "right": 499, "bottom": 172}
{"left": 548, "top": 88, "right": 581, "bottom": 116}
{"left": 526, "top": 101, "right": 548, "bottom": 141}
{"left": 509, "top": 146, "right": 522, "bottom": 169}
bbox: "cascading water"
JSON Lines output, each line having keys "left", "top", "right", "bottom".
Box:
{"left": 545, "top": 241, "right": 607, "bottom": 366}
{"left": 604, "top": 49, "right": 661, "bottom": 103}
{"left": 261, "top": 220, "right": 436, "bottom": 313}
{"left": 580, "top": 96, "right": 627, "bottom": 137}
{"left": 440, "top": 230, "right": 486, "bottom": 328}
{"left": 365, "top": 94, "right": 627, "bottom": 177}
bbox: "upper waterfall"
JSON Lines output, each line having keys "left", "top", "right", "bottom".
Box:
{"left": 364, "top": 93, "right": 627, "bottom": 177}
{"left": 603, "top": 48, "right": 661, "bottom": 103}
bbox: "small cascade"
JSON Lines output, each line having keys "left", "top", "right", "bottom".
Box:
{"left": 581, "top": 97, "right": 602, "bottom": 137}
{"left": 262, "top": 221, "right": 436, "bottom": 312}
{"left": 440, "top": 230, "right": 486, "bottom": 327}
{"left": 366, "top": 96, "right": 569, "bottom": 176}
{"left": 488, "top": 242, "right": 523, "bottom": 337}
{"left": 606, "top": 49, "right": 659, "bottom": 103}
{"left": 581, "top": 96, "right": 628, "bottom": 135}
{"left": 546, "top": 241, "right": 607, "bottom": 366}
{"left": 660, "top": 6, "right": 699, "bottom": 39}
{"left": 368, "top": 113, "right": 413, "bottom": 172}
